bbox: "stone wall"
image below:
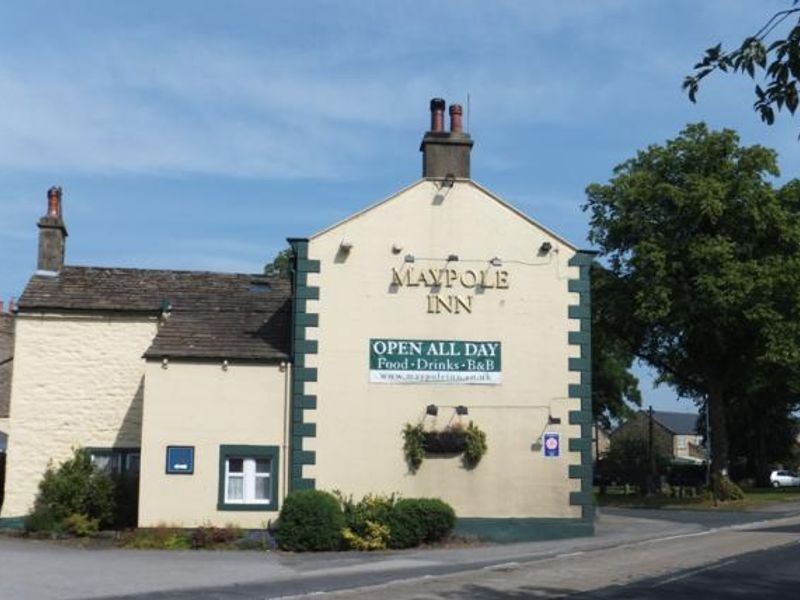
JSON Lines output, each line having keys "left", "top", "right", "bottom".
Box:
{"left": 0, "top": 313, "right": 157, "bottom": 518}
{"left": 0, "top": 313, "right": 14, "bottom": 419}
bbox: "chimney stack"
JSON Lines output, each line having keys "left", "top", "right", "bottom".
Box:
{"left": 37, "top": 186, "right": 68, "bottom": 273}
{"left": 420, "top": 97, "right": 473, "bottom": 179}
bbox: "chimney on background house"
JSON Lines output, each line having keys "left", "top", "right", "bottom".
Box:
{"left": 37, "top": 186, "right": 68, "bottom": 273}
{"left": 420, "top": 97, "right": 474, "bottom": 179}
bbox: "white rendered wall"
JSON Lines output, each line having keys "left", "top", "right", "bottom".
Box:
{"left": 304, "top": 180, "right": 582, "bottom": 519}
{"left": 139, "top": 361, "right": 289, "bottom": 528}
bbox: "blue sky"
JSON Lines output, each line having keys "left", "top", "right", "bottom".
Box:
{"left": 1, "top": 1, "right": 797, "bottom": 413}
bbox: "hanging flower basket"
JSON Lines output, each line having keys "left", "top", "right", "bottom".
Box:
{"left": 402, "top": 421, "right": 488, "bottom": 472}
{"left": 422, "top": 429, "right": 467, "bottom": 454}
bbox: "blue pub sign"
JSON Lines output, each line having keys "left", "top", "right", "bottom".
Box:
{"left": 543, "top": 432, "right": 560, "bottom": 458}
{"left": 166, "top": 446, "right": 195, "bottom": 474}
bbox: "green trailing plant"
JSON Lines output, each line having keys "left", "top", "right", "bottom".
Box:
{"left": 402, "top": 423, "right": 426, "bottom": 472}
{"left": 462, "top": 421, "right": 488, "bottom": 469}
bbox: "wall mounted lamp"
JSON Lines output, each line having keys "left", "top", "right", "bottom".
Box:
{"left": 222, "top": 359, "right": 230, "bottom": 371}
{"left": 489, "top": 257, "right": 502, "bottom": 267}
{"left": 426, "top": 404, "right": 439, "bottom": 416}
{"left": 442, "top": 174, "right": 455, "bottom": 188}
{"left": 339, "top": 240, "right": 353, "bottom": 251}
{"left": 539, "top": 241, "right": 553, "bottom": 254}
{"left": 405, "top": 254, "right": 416, "bottom": 263}
{"left": 547, "top": 415, "right": 561, "bottom": 425}
{"left": 447, "top": 254, "right": 459, "bottom": 262}
{"left": 456, "top": 405, "right": 469, "bottom": 416}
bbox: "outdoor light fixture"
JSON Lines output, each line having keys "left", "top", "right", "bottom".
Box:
{"left": 447, "top": 254, "right": 459, "bottom": 262}
{"left": 489, "top": 257, "right": 502, "bottom": 267}
{"left": 442, "top": 174, "right": 455, "bottom": 188}
{"left": 339, "top": 239, "right": 353, "bottom": 251}
{"left": 456, "top": 405, "right": 469, "bottom": 416}
{"left": 548, "top": 415, "right": 561, "bottom": 425}
{"left": 405, "top": 254, "right": 416, "bottom": 263}
{"left": 392, "top": 243, "right": 403, "bottom": 254}
{"left": 426, "top": 404, "right": 439, "bottom": 416}
{"left": 222, "top": 360, "right": 229, "bottom": 371}
{"left": 539, "top": 241, "right": 553, "bottom": 254}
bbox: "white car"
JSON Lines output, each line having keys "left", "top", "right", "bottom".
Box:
{"left": 770, "top": 470, "right": 800, "bottom": 488}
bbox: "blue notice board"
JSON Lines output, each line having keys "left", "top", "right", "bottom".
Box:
{"left": 543, "top": 432, "right": 560, "bottom": 458}
{"left": 166, "top": 446, "right": 195, "bottom": 474}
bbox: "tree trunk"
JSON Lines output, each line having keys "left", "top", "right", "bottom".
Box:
{"left": 708, "top": 382, "right": 729, "bottom": 476}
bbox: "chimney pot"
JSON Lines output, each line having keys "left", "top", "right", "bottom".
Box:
{"left": 430, "top": 97, "right": 446, "bottom": 132}
{"left": 47, "top": 186, "right": 62, "bottom": 218}
{"left": 449, "top": 104, "right": 464, "bottom": 133}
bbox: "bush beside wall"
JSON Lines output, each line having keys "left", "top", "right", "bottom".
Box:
{"left": 25, "top": 447, "right": 116, "bottom": 533}
{"left": 276, "top": 490, "right": 345, "bottom": 551}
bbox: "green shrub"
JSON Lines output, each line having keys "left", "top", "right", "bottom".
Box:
{"left": 120, "top": 525, "right": 192, "bottom": 549}
{"left": 276, "top": 490, "right": 345, "bottom": 551}
{"left": 62, "top": 513, "right": 100, "bottom": 537}
{"left": 388, "top": 498, "right": 456, "bottom": 548}
{"left": 27, "top": 448, "right": 116, "bottom": 532}
{"left": 711, "top": 473, "right": 745, "bottom": 501}
{"left": 336, "top": 492, "right": 396, "bottom": 551}
{"left": 191, "top": 523, "right": 243, "bottom": 549}
{"left": 24, "top": 507, "right": 61, "bottom": 534}
{"left": 342, "top": 520, "right": 391, "bottom": 551}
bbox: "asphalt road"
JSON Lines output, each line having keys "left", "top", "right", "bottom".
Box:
{"left": 601, "top": 505, "right": 800, "bottom": 529}
{"left": 2, "top": 505, "right": 799, "bottom": 599}
{"left": 583, "top": 525, "right": 800, "bottom": 599}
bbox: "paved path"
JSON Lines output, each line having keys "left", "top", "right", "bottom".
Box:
{"left": 0, "top": 503, "right": 797, "bottom": 599}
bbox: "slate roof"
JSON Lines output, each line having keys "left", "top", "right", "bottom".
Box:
{"left": 18, "top": 266, "right": 291, "bottom": 361}
{"left": 651, "top": 411, "right": 700, "bottom": 435}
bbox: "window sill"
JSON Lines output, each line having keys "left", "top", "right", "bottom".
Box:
{"left": 217, "top": 502, "right": 278, "bottom": 512}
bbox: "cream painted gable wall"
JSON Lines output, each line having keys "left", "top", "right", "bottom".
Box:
{"left": 139, "top": 361, "right": 289, "bottom": 528}
{"left": 0, "top": 313, "right": 156, "bottom": 519}
{"left": 304, "top": 180, "right": 582, "bottom": 519}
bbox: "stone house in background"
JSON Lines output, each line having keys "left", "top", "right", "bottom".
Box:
{"left": 610, "top": 410, "right": 706, "bottom": 464}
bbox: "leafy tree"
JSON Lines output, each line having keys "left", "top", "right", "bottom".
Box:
{"left": 584, "top": 124, "right": 800, "bottom": 493}
{"left": 592, "top": 263, "right": 642, "bottom": 429}
{"left": 684, "top": 3, "right": 800, "bottom": 130}
{"left": 264, "top": 247, "right": 293, "bottom": 276}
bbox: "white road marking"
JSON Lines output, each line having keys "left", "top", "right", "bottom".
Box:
{"left": 651, "top": 559, "right": 737, "bottom": 587}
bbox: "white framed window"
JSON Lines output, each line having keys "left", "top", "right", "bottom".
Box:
{"left": 218, "top": 445, "right": 279, "bottom": 511}
{"left": 224, "top": 457, "right": 272, "bottom": 504}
